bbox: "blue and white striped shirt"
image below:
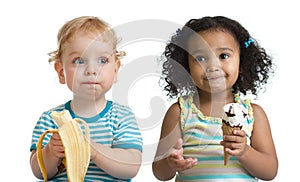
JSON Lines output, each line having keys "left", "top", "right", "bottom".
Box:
{"left": 30, "top": 100, "right": 143, "bottom": 181}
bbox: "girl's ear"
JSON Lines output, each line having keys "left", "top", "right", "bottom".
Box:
{"left": 54, "top": 61, "right": 65, "bottom": 84}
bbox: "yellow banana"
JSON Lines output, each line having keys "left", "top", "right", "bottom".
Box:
{"left": 36, "top": 110, "right": 90, "bottom": 182}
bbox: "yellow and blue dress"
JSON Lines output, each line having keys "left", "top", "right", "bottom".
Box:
{"left": 176, "top": 94, "right": 257, "bottom": 182}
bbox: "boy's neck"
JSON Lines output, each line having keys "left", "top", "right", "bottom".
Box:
{"left": 70, "top": 96, "right": 107, "bottom": 118}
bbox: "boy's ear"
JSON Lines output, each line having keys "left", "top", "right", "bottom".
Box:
{"left": 113, "top": 60, "right": 121, "bottom": 83}
{"left": 54, "top": 62, "right": 65, "bottom": 84}
{"left": 116, "top": 59, "right": 121, "bottom": 70}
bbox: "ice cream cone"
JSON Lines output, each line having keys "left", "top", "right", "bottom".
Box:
{"left": 221, "top": 121, "right": 241, "bottom": 165}
{"left": 221, "top": 103, "right": 247, "bottom": 166}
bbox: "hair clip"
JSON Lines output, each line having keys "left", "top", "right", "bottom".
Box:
{"left": 116, "top": 51, "right": 126, "bottom": 58}
{"left": 244, "top": 38, "right": 254, "bottom": 48}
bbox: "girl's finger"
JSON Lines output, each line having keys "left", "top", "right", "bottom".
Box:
{"left": 233, "top": 129, "right": 246, "bottom": 137}
{"left": 175, "top": 138, "right": 183, "bottom": 150}
{"left": 223, "top": 135, "right": 245, "bottom": 143}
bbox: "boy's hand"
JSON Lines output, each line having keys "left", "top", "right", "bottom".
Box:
{"left": 48, "top": 133, "right": 65, "bottom": 159}
{"left": 220, "top": 129, "right": 247, "bottom": 158}
{"left": 167, "top": 138, "right": 198, "bottom": 172}
{"left": 90, "top": 140, "right": 98, "bottom": 161}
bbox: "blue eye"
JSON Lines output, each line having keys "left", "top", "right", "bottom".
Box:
{"left": 195, "top": 55, "right": 206, "bottom": 62}
{"left": 97, "top": 57, "right": 108, "bottom": 64}
{"left": 220, "top": 53, "right": 229, "bottom": 60}
{"left": 73, "top": 58, "right": 85, "bottom": 64}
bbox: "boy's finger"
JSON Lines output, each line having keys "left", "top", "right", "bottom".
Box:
{"left": 51, "top": 133, "right": 61, "bottom": 140}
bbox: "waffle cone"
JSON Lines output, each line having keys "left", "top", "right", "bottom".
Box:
{"left": 221, "top": 121, "right": 241, "bottom": 165}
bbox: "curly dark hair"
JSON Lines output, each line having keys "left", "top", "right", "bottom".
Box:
{"left": 161, "top": 16, "right": 274, "bottom": 99}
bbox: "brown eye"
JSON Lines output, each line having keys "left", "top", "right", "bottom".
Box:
{"left": 195, "top": 55, "right": 206, "bottom": 62}
{"left": 220, "top": 53, "right": 229, "bottom": 60}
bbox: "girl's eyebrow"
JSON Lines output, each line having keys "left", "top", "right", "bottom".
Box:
{"left": 190, "top": 49, "right": 207, "bottom": 55}
{"left": 217, "top": 47, "right": 234, "bottom": 52}
{"left": 190, "top": 47, "right": 234, "bottom": 55}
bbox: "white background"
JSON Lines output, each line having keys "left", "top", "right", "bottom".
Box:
{"left": 1, "top": 0, "right": 299, "bottom": 181}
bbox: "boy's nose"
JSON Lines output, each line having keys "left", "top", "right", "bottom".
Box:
{"left": 85, "top": 63, "right": 97, "bottom": 75}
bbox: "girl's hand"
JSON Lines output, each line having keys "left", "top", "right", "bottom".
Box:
{"left": 167, "top": 138, "right": 198, "bottom": 172}
{"left": 220, "top": 129, "right": 247, "bottom": 158}
{"left": 48, "top": 133, "right": 65, "bottom": 159}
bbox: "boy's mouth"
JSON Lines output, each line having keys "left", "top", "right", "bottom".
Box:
{"left": 82, "top": 81, "right": 99, "bottom": 85}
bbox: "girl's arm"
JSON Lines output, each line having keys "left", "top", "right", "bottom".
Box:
{"left": 152, "top": 102, "right": 198, "bottom": 180}
{"left": 90, "top": 143, "right": 141, "bottom": 179}
{"left": 152, "top": 103, "right": 181, "bottom": 180}
{"left": 238, "top": 104, "right": 278, "bottom": 180}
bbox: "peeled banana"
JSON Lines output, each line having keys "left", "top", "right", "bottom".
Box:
{"left": 36, "top": 110, "right": 90, "bottom": 182}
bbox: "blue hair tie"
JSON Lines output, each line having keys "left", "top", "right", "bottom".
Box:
{"left": 176, "top": 28, "right": 182, "bottom": 37}
{"left": 244, "top": 38, "right": 254, "bottom": 48}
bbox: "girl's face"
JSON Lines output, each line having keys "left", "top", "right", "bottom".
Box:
{"left": 55, "top": 32, "right": 120, "bottom": 100}
{"left": 188, "top": 30, "right": 240, "bottom": 94}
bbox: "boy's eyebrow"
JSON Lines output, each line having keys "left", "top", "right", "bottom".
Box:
{"left": 68, "top": 51, "right": 80, "bottom": 57}
{"left": 67, "top": 50, "right": 114, "bottom": 57}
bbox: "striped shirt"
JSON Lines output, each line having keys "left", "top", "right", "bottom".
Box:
{"left": 176, "top": 94, "right": 257, "bottom": 182}
{"left": 30, "top": 100, "right": 143, "bottom": 182}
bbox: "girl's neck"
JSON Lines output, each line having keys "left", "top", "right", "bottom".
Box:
{"left": 70, "top": 96, "right": 107, "bottom": 118}
{"left": 196, "top": 90, "right": 234, "bottom": 118}
{"left": 198, "top": 91, "right": 234, "bottom": 104}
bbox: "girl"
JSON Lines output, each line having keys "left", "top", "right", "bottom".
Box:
{"left": 30, "top": 16, "right": 142, "bottom": 181}
{"left": 152, "top": 16, "right": 278, "bottom": 181}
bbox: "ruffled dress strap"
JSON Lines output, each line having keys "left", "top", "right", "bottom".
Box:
{"left": 178, "top": 95, "right": 193, "bottom": 130}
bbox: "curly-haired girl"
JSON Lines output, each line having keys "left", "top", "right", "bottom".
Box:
{"left": 153, "top": 16, "right": 278, "bottom": 181}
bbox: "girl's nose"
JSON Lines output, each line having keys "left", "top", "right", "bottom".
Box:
{"left": 206, "top": 65, "right": 220, "bottom": 72}
{"left": 206, "top": 57, "right": 220, "bottom": 72}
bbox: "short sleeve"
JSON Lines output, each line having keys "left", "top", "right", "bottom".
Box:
{"left": 30, "top": 111, "right": 58, "bottom": 151}
{"left": 112, "top": 105, "right": 143, "bottom": 152}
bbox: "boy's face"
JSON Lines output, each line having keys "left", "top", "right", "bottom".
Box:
{"left": 55, "top": 32, "right": 120, "bottom": 100}
{"left": 187, "top": 30, "right": 240, "bottom": 95}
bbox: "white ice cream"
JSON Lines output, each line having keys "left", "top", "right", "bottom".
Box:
{"left": 222, "top": 103, "right": 248, "bottom": 127}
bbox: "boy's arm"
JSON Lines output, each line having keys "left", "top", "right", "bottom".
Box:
{"left": 90, "top": 144, "right": 142, "bottom": 179}
{"left": 89, "top": 105, "right": 143, "bottom": 179}
{"left": 30, "top": 133, "right": 64, "bottom": 180}
{"left": 30, "top": 145, "right": 61, "bottom": 180}
{"left": 237, "top": 104, "right": 278, "bottom": 180}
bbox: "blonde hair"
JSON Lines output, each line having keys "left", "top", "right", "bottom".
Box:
{"left": 48, "top": 16, "right": 124, "bottom": 63}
